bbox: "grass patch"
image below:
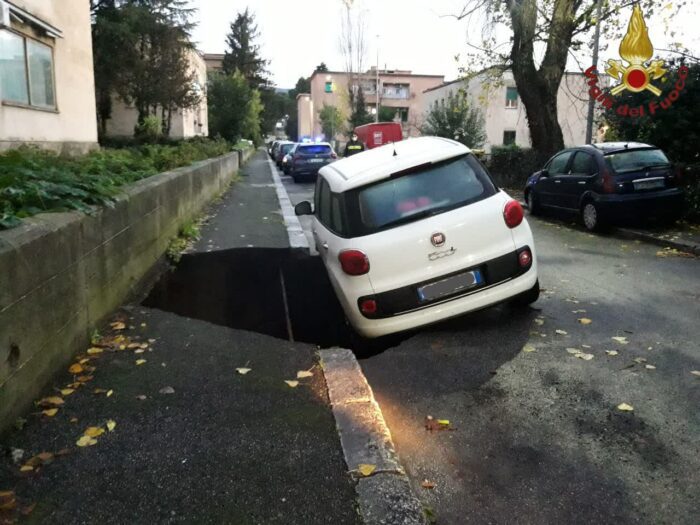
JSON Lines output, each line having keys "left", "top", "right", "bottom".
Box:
{"left": 167, "top": 219, "right": 203, "bottom": 263}
{"left": 0, "top": 138, "right": 238, "bottom": 230}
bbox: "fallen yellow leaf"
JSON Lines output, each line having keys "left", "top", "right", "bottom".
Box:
{"left": 68, "top": 363, "right": 84, "bottom": 374}
{"left": 606, "top": 350, "right": 619, "bottom": 356}
{"left": 84, "top": 426, "right": 105, "bottom": 438}
{"left": 70, "top": 417, "right": 79, "bottom": 423}
{"left": 421, "top": 479, "right": 436, "bottom": 489}
{"left": 93, "top": 388, "right": 108, "bottom": 394}
{"left": 87, "top": 347, "right": 103, "bottom": 355}
{"left": 79, "top": 358, "right": 91, "bottom": 365}
{"left": 77, "top": 375, "right": 94, "bottom": 382}
{"left": 60, "top": 388, "right": 75, "bottom": 396}
{"left": 110, "top": 322, "right": 126, "bottom": 330}
{"left": 522, "top": 344, "right": 536, "bottom": 353}
{"left": 19, "top": 465, "right": 33, "bottom": 472}
{"left": 284, "top": 380, "right": 299, "bottom": 388}
{"left": 612, "top": 336, "right": 629, "bottom": 345}
{"left": 106, "top": 420, "right": 116, "bottom": 432}
{"left": 37, "top": 396, "right": 64, "bottom": 407}
{"left": 645, "top": 364, "right": 656, "bottom": 370}
{"left": 534, "top": 318, "right": 544, "bottom": 326}
{"left": 76, "top": 436, "right": 98, "bottom": 447}
{"left": 135, "top": 359, "right": 147, "bottom": 366}
{"left": 127, "top": 343, "right": 141, "bottom": 349}
{"left": 236, "top": 368, "right": 252, "bottom": 375}
{"left": 566, "top": 348, "right": 581, "bottom": 354}
{"left": 296, "top": 370, "right": 313, "bottom": 379}
{"left": 555, "top": 330, "right": 568, "bottom": 336}
{"left": 106, "top": 389, "right": 114, "bottom": 397}
{"left": 617, "top": 403, "right": 634, "bottom": 412}
{"left": 437, "top": 419, "right": 450, "bottom": 426}
{"left": 578, "top": 318, "right": 592, "bottom": 325}
{"left": 134, "top": 349, "right": 145, "bottom": 354}
{"left": 36, "top": 452, "right": 54, "bottom": 463}
{"left": 358, "top": 464, "right": 376, "bottom": 477}
{"left": 42, "top": 408, "right": 59, "bottom": 417}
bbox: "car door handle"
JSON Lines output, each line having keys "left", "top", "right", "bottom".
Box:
{"left": 554, "top": 180, "right": 562, "bottom": 184}
{"left": 321, "top": 242, "right": 329, "bottom": 251}
{"left": 578, "top": 181, "right": 586, "bottom": 185}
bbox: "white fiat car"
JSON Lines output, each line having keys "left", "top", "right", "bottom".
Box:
{"left": 295, "top": 137, "right": 539, "bottom": 338}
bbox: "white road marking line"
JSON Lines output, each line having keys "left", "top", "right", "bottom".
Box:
{"left": 266, "top": 155, "right": 309, "bottom": 249}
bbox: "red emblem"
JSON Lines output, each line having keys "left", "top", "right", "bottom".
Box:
{"left": 431, "top": 232, "right": 446, "bottom": 247}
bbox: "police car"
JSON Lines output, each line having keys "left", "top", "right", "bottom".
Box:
{"left": 295, "top": 137, "right": 539, "bottom": 338}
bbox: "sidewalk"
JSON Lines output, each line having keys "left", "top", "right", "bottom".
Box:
{"left": 0, "top": 150, "right": 361, "bottom": 524}
{"left": 506, "top": 187, "right": 700, "bottom": 255}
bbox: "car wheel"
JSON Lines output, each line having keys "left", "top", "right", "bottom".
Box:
{"left": 581, "top": 201, "right": 606, "bottom": 232}
{"left": 526, "top": 190, "right": 541, "bottom": 216}
{"left": 511, "top": 280, "right": 540, "bottom": 307}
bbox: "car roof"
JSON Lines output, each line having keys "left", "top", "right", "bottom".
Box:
{"left": 589, "top": 142, "right": 655, "bottom": 154}
{"left": 320, "top": 136, "right": 469, "bottom": 193}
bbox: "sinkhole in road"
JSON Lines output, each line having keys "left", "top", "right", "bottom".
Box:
{"left": 143, "top": 248, "right": 407, "bottom": 355}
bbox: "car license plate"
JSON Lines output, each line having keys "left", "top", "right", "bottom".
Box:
{"left": 633, "top": 178, "right": 665, "bottom": 190}
{"left": 309, "top": 158, "right": 324, "bottom": 163}
{"left": 417, "top": 270, "right": 483, "bottom": 302}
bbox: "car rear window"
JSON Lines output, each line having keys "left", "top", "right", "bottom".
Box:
{"left": 346, "top": 154, "right": 497, "bottom": 235}
{"left": 298, "top": 145, "right": 332, "bottom": 155}
{"left": 605, "top": 149, "right": 670, "bottom": 174}
{"left": 281, "top": 143, "right": 294, "bottom": 154}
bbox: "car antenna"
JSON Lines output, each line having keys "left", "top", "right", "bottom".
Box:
{"left": 392, "top": 142, "right": 398, "bottom": 157}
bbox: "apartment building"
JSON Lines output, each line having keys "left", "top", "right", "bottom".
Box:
{"left": 104, "top": 48, "right": 209, "bottom": 139}
{"left": 422, "top": 70, "right": 602, "bottom": 151}
{"left": 298, "top": 68, "right": 444, "bottom": 141}
{"left": 0, "top": 0, "right": 98, "bottom": 153}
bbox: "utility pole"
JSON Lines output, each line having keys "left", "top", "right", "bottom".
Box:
{"left": 375, "top": 34, "right": 380, "bottom": 122}
{"left": 585, "top": 0, "right": 603, "bottom": 144}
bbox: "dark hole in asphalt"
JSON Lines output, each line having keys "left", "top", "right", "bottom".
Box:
{"left": 143, "top": 248, "right": 407, "bottom": 357}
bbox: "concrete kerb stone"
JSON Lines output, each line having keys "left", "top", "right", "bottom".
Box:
{"left": 320, "top": 347, "right": 427, "bottom": 525}
{"left": 265, "top": 152, "right": 309, "bottom": 249}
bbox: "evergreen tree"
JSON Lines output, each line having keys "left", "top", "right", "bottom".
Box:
{"left": 349, "top": 86, "right": 372, "bottom": 129}
{"left": 421, "top": 90, "right": 486, "bottom": 148}
{"left": 222, "top": 8, "right": 270, "bottom": 88}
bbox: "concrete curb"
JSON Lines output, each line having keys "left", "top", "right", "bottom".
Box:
{"left": 520, "top": 200, "right": 700, "bottom": 256}
{"left": 320, "top": 348, "right": 427, "bottom": 525}
{"left": 264, "top": 151, "right": 309, "bottom": 249}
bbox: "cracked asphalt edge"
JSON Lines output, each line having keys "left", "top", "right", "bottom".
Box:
{"left": 520, "top": 199, "right": 700, "bottom": 256}
{"left": 320, "top": 347, "right": 428, "bottom": 525}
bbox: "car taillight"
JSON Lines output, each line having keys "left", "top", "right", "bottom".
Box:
{"left": 602, "top": 169, "right": 615, "bottom": 193}
{"left": 518, "top": 248, "right": 532, "bottom": 268}
{"left": 339, "top": 250, "right": 370, "bottom": 275}
{"left": 359, "top": 298, "right": 377, "bottom": 315}
{"left": 503, "top": 200, "right": 524, "bottom": 228}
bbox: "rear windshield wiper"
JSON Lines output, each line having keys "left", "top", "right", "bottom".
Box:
{"left": 379, "top": 207, "right": 444, "bottom": 229}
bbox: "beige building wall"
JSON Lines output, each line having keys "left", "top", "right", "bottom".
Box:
{"left": 306, "top": 69, "right": 444, "bottom": 141}
{"left": 297, "top": 94, "right": 313, "bottom": 139}
{"left": 422, "top": 71, "right": 603, "bottom": 152}
{"left": 104, "top": 49, "right": 208, "bottom": 139}
{"left": 0, "top": 0, "right": 98, "bottom": 153}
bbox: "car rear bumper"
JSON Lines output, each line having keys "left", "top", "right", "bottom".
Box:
{"left": 345, "top": 249, "right": 538, "bottom": 338}
{"left": 594, "top": 188, "right": 684, "bottom": 218}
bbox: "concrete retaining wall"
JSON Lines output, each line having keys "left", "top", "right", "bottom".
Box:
{"left": 0, "top": 148, "right": 254, "bottom": 433}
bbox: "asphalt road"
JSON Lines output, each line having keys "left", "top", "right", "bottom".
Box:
{"left": 280, "top": 164, "right": 700, "bottom": 524}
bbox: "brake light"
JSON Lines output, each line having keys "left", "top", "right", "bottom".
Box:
{"left": 503, "top": 200, "right": 524, "bottom": 228}
{"left": 674, "top": 165, "right": 683, "bottom": 184}
{"left": 359, "top": 298, "right": 377, "bottom": 315}
{"left": 602, "top": 169, "right": 615, "bottom": 193}
{"left": 338, "top": 250, "right": 370, "bottom": 275}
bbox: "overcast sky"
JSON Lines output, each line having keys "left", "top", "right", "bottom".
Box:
{"left": 191, "top": 0, "right": 700, "bottom": 89}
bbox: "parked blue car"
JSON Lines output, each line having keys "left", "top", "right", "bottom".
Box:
{"left": 524, "top": 142, "right": 684, "bottom": 231}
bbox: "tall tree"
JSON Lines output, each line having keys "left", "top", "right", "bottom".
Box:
{"left": 421, "top": 91, "right": 486, "bottom": 148}
{"left": 222, "top": 8, "right": 270, "bottom": 88}
{"left": 208, "top": 71, "right": 263, "bottom": 143}
{"left": 453, "top": 0, "right": 666, "bottom": 158}
{"left": 338, "top": 1, "right": 369, "bottom": 133}
{"left": 348, "top": 87, "right": 373, "bottom": 129}
{"left": 91, "top": 0, "right": 200, "bottom": 137}
{"left": 319, "top": 104, "right": 345, "bottom": 140}
{"left": 315, "top": 62, "right": 329, "bottom": 72}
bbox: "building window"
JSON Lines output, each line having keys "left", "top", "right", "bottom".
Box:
{"left": 503, "top": 130, "right": 516, "bottom": 145}
{"left": 0, "top": 29, "right": 55, "bottom": 109}
{"left": 325, "top": 81, "right": 334, "bottom": 93}
{"left": 397, "top": 107, "right": 409, "bottom": 122}
{"left": 505, "top": 86, "right": 518, "bottom": 108}
{"left": 382, "top": 83, "right": 409, "bottom": 99}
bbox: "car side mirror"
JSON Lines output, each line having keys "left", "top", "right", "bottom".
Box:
{"left": 295, "top": 201, "right": 313, "bottom": 216}
{"left": 540, "top": 169, "right": 549, "bottom": 178}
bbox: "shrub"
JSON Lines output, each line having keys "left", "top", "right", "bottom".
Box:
{"left": 0, "top": 138, "right": 234, "bottom": 229}
{"left": 487, "top": 145, "right": 546, "bottom": 189}
{"left": 134, "top": 116, "right": 163, "bottom": 142}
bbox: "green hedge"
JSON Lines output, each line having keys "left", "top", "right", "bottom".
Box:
{"left": 679, "top": 163, "right": 700, "bottom": 222}
{"left": 0, "top": 138, "right": 234, "bottom": 230}
{"left": 486, "top": 145, "right": 546, "bottom": 189}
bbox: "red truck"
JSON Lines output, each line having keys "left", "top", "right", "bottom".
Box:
{"left": 353, "top": 122, "right": 403, "bottom": 150}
